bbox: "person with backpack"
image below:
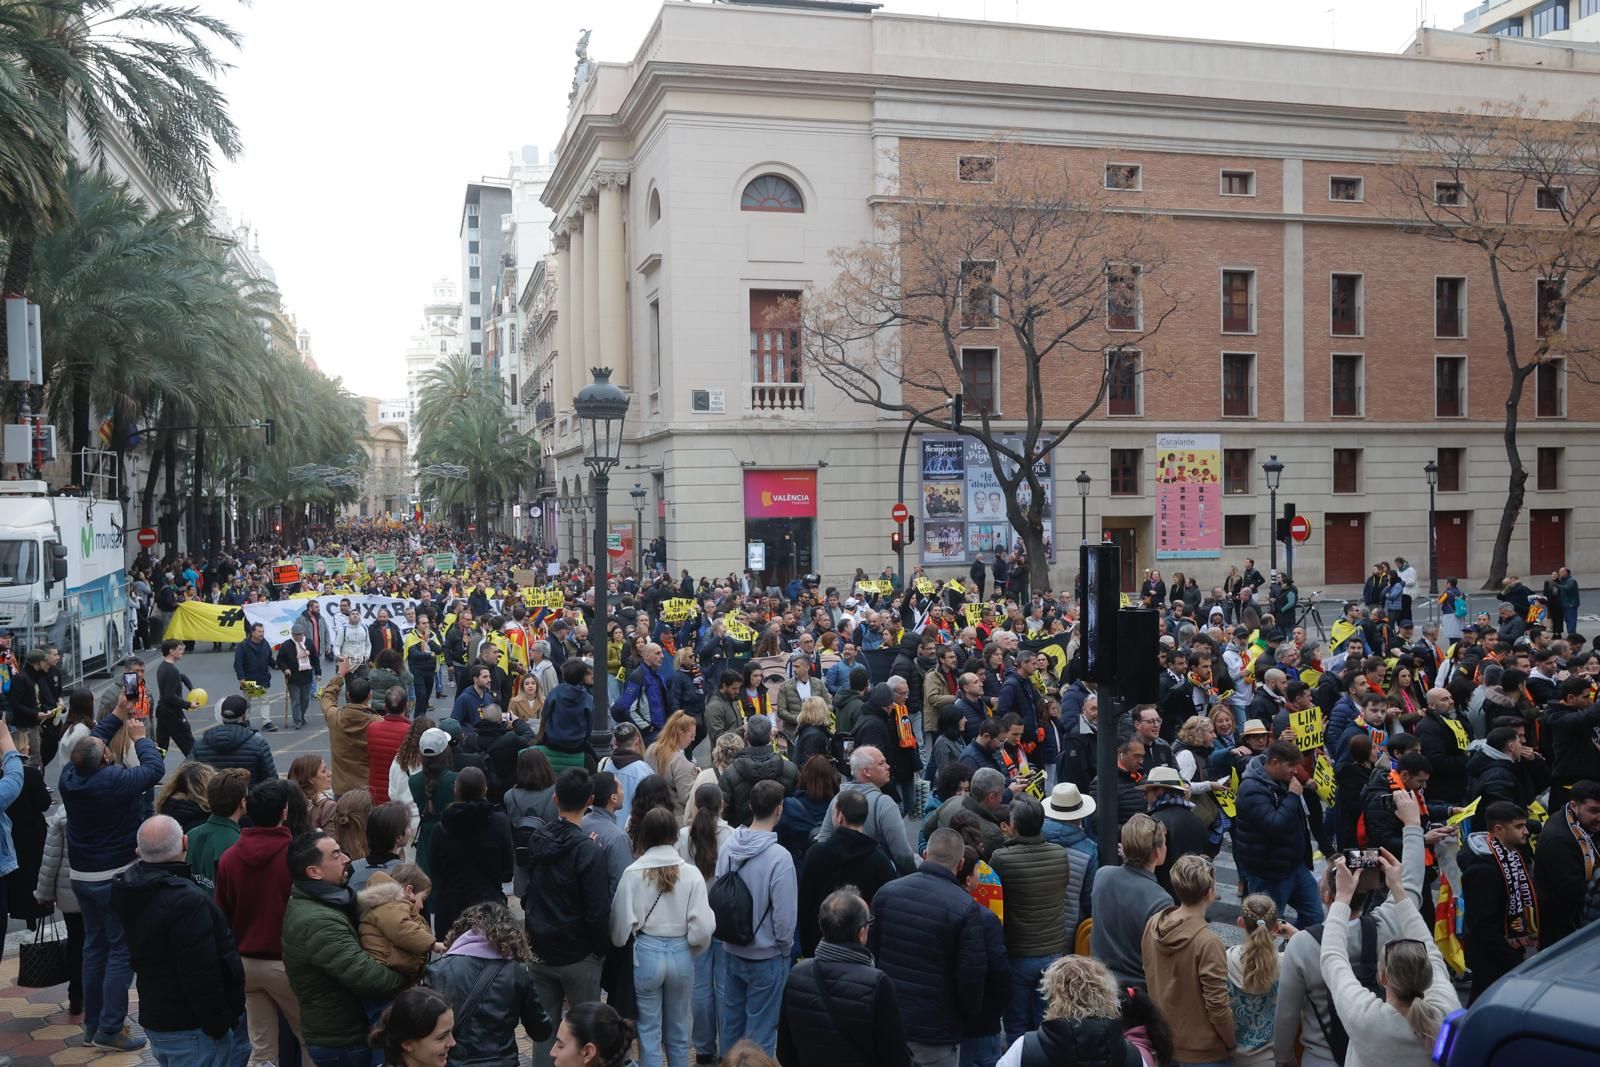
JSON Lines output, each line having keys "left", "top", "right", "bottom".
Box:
{"left": 710, "top": 778, "right": 797, "bottom": 1057}
{"left": 522, "top": 769, "right": 614, "bottom": 1065}
{"left": 811, "top": 745, "right": 917, "bottom": 875}
{"left": 1272, "top": 789, "right": 1428, "bottom": 1067}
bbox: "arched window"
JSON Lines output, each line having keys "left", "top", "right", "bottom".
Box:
{"left": 647, "top": 188, "right": 661, "bottom": 225}
{"left": 740, "top": 174, "right": 803, "bottom": 213}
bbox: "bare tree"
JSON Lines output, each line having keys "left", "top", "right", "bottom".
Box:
{"left": 795, "top": 141, "right": 1178, "bottom": 592}
{"left": 1389, "top": 101, "right": 1600, "bottom": 589}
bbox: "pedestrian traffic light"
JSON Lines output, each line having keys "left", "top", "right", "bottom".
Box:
{"left": 905, "top": 516, "right": 916, "bottom": 544}
{"left": 891, "top": 530, "right": 903, "bottom": 552}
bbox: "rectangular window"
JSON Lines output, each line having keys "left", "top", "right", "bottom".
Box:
{"left": 1105, "top": 163, "right": 1142, "bottom": 190}
{"left": 960, "top": 260, "right": 998, "bottom": 329}
{"left": 470, "top": 341, "right": 481, "bottom": 356}
{"left": 1537, "top": 279, "right": 1565, "bottom": 337}
{"left": 958, "top": 155, "right": 996, "bottom": 183}
{"left": 649, "top": 299, "right": 662, "bottom": 389}
{"left": 1435, "top": 277, "right": 1466, "bottom": 338}
{"left": 1488, "top": 16, "right": 1524, "bottom": 34}
{"left": 1329, "top": 176, "right": 1364, "bottom": 201}
{"left": 1223, "top": 449, "right": 1253, "bottom": 495}
{"left": 750, "top": 290, "right": 802, "bottom": 384}
{"left": 1106, "top": 265, "right": 1141, "bottom": 331}
{"left": 1107, "top": 348, "right": 1141, "bottom": 416}
{"left": 1220, "top": 170, "right": 1256, "bottom": 196}
{"left": 1437, "top": 447, "right": 1463, "bottom": 493}
{"left": 1435, "top": 356, "right": 1467, "bottom": 417}
{"left": 1434, "top": 181, "right": 1463, "bottom": 205}
{"left": 469, "top": 266, "right": 480, "bottom": 280}
{"left": 1221, "top": 352, "right": 1255, "bottom": 417}
{"left": 1537, "top": 447, "right": 1562, "bottom": 491}
{"left": 469, "top": 253, "right": 481, "bottom": 267}
{"left": 1584, "top": 0, "right": 1600, "bottom": 18}
{"left": 1331, "top": 274, "right": 1363, "bottom": 336}
{"left": 468, "top": 240, "right": 480, "bottom": 253}
{"left": 1110, "top": 449, "right": 1141, "bottom": 496}
{"left": 1331, "top": 354, "right": 1364, "bottom": 417}
{"left": 1333, "top": 449, "right": 1361, "bottom": 494}
{"left": 1530, "top": 0, "right": 1569, "bottom": 36}
{"left": 961, "top": 348, "right": 999, "bottom": 414}
{"left": 1537, "top": 358, "right": 1566, "bottom": 418}
{"left": 1221, "top": 270, "right": 1255, "bottom": 333}
{"left": 469, "top": 290, "right": 480, "bottom": 305}
{"left": 1224, "top": 514, "right": 1253, "bottom": 547}
{"left": 509, "top": 372, "right": 519, "bottom": 406}
{"left": 1536, "top": 185, "right": 1566, "bottom": 211}
{"left": 470, "top": 316, "right": 482, "bottom": 330}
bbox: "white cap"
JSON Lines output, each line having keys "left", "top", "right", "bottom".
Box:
{"left": 418, "top": 728, "right": 451, "bottom": 757}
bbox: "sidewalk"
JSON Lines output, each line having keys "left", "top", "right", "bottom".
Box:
{"left": 0, "top": 948, "right": 152, "bottom": 1066}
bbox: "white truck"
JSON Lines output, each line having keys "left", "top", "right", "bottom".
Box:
{"left": 0, "top": 481, "right": 128, "bottom": 682}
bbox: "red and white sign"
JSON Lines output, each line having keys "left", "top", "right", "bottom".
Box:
{"left": 891, "top": 502, "right": 909, "bottom": 524}
{"left": 136, "top": 527, "right": 159, "bottom": 549}
{"left": 1289, "top": 515, "right": 1313, "bottom": 543}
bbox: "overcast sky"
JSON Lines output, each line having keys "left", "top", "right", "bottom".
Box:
{"left": 208, "top": 0, "right": 1440, "bottom": 393}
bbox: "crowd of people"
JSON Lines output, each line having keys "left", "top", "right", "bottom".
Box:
{"left": 0, "top": 521, "right": 1594, "bottom": 1067}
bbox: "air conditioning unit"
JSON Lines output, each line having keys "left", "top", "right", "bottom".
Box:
{"left": 691, "top": 389, "right": 726, "bottom": 414}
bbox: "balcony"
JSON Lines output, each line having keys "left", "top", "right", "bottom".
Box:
{"left": 535, "top": 399, "right": 555, "bottom": 424}
{"left": 751, "top": 381, "right": 808, "bottom": 411}
{"left": 1436, "top": 304, "right": 1467, "bottom": 338}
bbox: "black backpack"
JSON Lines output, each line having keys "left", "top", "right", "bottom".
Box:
{"left": 1305, "top": 911, "right": 1380, "bottom": 1067}
{"left": 708, "top": 846, "right": 774, "bottom": 946}
{"left": 510, "top": 814, "right": 546, "bottom": 870}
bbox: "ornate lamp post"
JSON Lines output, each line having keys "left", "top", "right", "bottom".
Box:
{"left": 1424, "top": 459, "right": 1439, "bottom": 598}
{"left": 574, "top": 367, "right": 629, "bottom": 759}
{"left": 1262, "top": 454, "right": 1284, "bottom": 577}
{"left": 630, "top": 483, "right": 647, "bottom": 575}
{"left": 1076, "top": 470, "right": 1091, "bottom": 543}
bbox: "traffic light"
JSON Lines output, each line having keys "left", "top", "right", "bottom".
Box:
{"left": 1275, "top": 502, "right": 1296, "bottom": 543}
{"left": 891, "top": 530, "right": 903, "bottom": 552}
{"left": 905, "top": 516, "right": 916, "bottom": 544}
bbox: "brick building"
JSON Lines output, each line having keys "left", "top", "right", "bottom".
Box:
{"left": 539, "top": 0, "right": 1598, "bottom": 593}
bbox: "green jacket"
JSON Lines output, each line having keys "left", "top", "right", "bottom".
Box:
{"left": 185, "top": 815, "right": 240, "bottom": 892}
{"left": 409, "top": 769, "right": 458, "bottom": 877}
{"left": 988, "top": 833, "right": 1072, "bottom": 957}
{"left": 281, "top": 884, "right": 406, "bottom": 1047}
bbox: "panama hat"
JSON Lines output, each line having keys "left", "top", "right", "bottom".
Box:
{"left": 1043, "top": 782, "right": 1096, "bottom": 822}
{"left": 1140, "top": 766, "right": 1190, "bottom": 794}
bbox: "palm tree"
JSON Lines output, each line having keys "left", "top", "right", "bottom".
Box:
{"left": 413, "top": 357, "right": 539, "bottom": 529}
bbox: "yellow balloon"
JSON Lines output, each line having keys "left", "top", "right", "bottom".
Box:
{"left": 187, "top": 688, "right": 209, "bottom": 708}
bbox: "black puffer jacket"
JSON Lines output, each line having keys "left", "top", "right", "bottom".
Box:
{"left": 1233, "top": 756, "right": 1310, "bottom": 881}
{"left": 720, "top": 744, "right": 800, "bottom": 826}
{"left": 855, "top": 685, "right": 918, "bottom": 790}
{"left": 870, "top": 864, "right": 1004, "bottom": 1045}
{"left": 777, "top": 945, "right": 910, "bottom": 1067}
{"left": 796, "top": 826, "right": 898, "bottom": 955}
{"left": 193, "top": 722, "right": 278, "bottom": 784}
{"left": 1018, "top": 1017, "right": 1142, "bottom": 1067}
{"left": 110, "top": 860, "right": 244, "bottom": 1038}
{"left": 422, "top": 950, "right": 551, "bottom": 1066}
{"left": 458, "top": 720, "right": 531, "bottom": 803}
{"left": 430, "top": 799, "right": 513, "bottom": 939}
{"left": 520, "top": 816, "right": 610, "bottom": 965}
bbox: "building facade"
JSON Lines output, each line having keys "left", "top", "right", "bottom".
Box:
{"left": 404, "top": 277, "right": 465, "bottom": 467}
{"left": 348, "top": 397, "right": 408, "bottom": 520}
{"left": 460, "top": 180, "right": 513, "bottom": 366}
{"left": 1458, "top": 0, "right": 1600, "bottom": 41}
{"left": 541, "top": 0, "right": 1599, "bottom": 592}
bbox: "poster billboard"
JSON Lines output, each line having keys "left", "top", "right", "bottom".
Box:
{"left": 1154, "top": 432, "right": 1222, "bottom": 559}
{"left": 917, "top": 435, "right": 1055, "bottom": 566}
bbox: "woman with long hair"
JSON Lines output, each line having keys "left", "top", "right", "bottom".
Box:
{"left": 1209, "top": 706, "right": 1237, "bottom": 754}
{"left": 551, "top": 1001, "right": 639, "bottom": 1067}
{"left": 644, "top": 712, "right": 699, "bottom": 824}
{"left": 777, "top": 755, "right": 839, "bottom": 861}
{"left": 287, "top": 755, "right": 336, "bottom": 832}
{"left": 407, "top": 728, "right": 458, "bottom": 878}
{"left": 428, "top": 767, "right": 513, "bottom": 938}
{"left": 627, "top": 775, "right": 677, "bottom": 858}
{"left": 738, "top": 663, "right": 771, "bottom": 722}
{"left": 421, "top": 902, "right": 551, "bottom": 1064}
{"left": 330, "top": 787, "right": 373, "bottom": 862}
{"left": 1228, "top": 894, "right": 1290, "bottom": 1067}
{"left": 508, "top": 671, "right": 544, "bottom": 731}
{"left": 611, "top": 808, "right": 715, "bottom": 1067}
{"left": 350, "top": 801, "right": 412, "bottom": 890}
{"left": 684, "top": 733, "right": 744, "bottom": 824}
{"left": 677, "top": 783, "right": 731, "bottom": 1066}
{"left": 996, "top": 956, "right": 1143, "bottom": 1067}
{"left": 156, "top": 762, "right": 214, "bottom": 832}
{"left": 789, "top": 696, "right": 832, "bottom": 770}
{"left": 390, "top": 716, "right": 436, "bottom": 844}
{"left": 504, "top": 746, "right": 557, "bottom": 899}
{"left": 368, "top": 986, "right": 455, "bottom": 1067}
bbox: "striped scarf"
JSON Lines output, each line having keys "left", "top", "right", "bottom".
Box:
{"left": 1488, "top": 834, "right": 1539, "bottom": 946}
{"left": 1567, "top": 803, "right": 1597, "bottom": 882}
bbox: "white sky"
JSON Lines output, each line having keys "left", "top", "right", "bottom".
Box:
{"left": 208, "top": 0, "right": 1442, "bottom": 391}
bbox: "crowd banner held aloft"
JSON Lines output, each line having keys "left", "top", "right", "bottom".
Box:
{"left": 163, "top": 594, "right": 503, "bottom": 647}
{"left": 1290, "top": 707, "right": 1325, "bottom": 752}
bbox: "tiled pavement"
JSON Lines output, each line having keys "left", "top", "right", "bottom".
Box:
{"left": 0, "top": 954, "right": 153, "bottom": 1067}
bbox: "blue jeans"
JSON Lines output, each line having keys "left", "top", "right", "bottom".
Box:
{"left": 148, "top": 1025, "right": 248, "bottom": 1067}
{"left": 307, "top": 1045, "right": 373, "bottom": 1067}
{"left": 1246, "top": 867, "right": 1325, "bottom": 926}
{"left": 74, "top": 878, "right": 133, "bottom": 1038}
{"left": 715, "top": 952, "right": 787, "bottom": 1056}
{"left": 287, "top": 680, "right": 312, "bottom": 727}
{"left": 635, "top": 934, "right": 693, "bottom": 1067}
{"left": 959, "top": 1032, "right": 1002, "bottom": 1067}
{"left": 693, "top": 939, "right": 722, "bottom": 1057}
{"left": 1004, "top": 954, "right": 1052, "bottom": 1040}
{"left": 1565, "top": 605, "right": 1579, "bottom": 635}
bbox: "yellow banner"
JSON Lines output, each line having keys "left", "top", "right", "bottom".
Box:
{"left": 662, "top": 598, "right": 696, "bottom": 623}
{"left": 524, "top": 590, "right": 546, "bottom": 608}
{"left": 546, "top": 589, "right": 565, "bottom": 611}
{"left": 1330, "top": 618, "right": 1358, "bottom": 651}
{"left": 1216, "top": 767, "right": 1239, "bottom": 818}
{"left": 916, "top": 577, "right": 937, "bottom": 595}
{"left": 1119, "top": 592, "right": 1132, "bottom": 608}
{"left": 943, "top": 579, "right": 965, "bottom": 594}
{"left": 1291, "top": 707, "right": 1325, "bottom": 752}
{"left": 855, "top": 579, "right": 893, "bottom": 595}
{"left": 163, "top": 601, "right": 247, "bottom": 644}
{"left": 1313, "top": 753, "right": 1336, "bottom": 803}
{"left": 964, "top": 603, "right": 983, "bottom": 626}
{"left": 725, "top": 618, "right": 757, "bottom": 643}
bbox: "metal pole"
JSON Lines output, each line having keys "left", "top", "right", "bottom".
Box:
{"left": 1429, "top": 483, "right": 1438, "bottom": 597}
{"left": 1080, "top": 495, "right": 1087, "bottom": 544}
{"left": 1268, "top": 485, "right": 1278, "bottom": 577}
{"left": 634, "top": 502, "right": 643, "bottom": 575}
{"left": 896, "top": 416, "right": 918, "bottom": 584}
{"left": 590, "top": 472, "right": 613, "bottom": 761}
{"left": 1095, "top": 685, "right": 1122, "bottom": 864}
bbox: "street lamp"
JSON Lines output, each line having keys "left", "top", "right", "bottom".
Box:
{"left": 630, "top": 483, "right": 647, "bottom": 575}
{"left": 1423, "top": 459, "right": 1439, "bottom": 598}
{"left": 1076, "top": 470, "right": 1091, "bottom": 543}
{"left": 574, "top": 366, "right": 630, "bottom": 760}
{"left": 1262, "top": 454, "right": 1284, "bottom": 578}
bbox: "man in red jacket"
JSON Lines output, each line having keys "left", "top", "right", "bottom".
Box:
{"left": 215, "top": 779, "right": 305, "bottom": 1066}
{"left": 365, "top": 685, "right": 411, "bottom": 804}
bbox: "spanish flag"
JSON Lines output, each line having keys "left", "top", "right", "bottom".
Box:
{"left": 1434, "top": 870, "right": 1468, "bottom": 976}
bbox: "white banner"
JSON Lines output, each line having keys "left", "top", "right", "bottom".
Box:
{"left": 240, "top": 595, "right": 502, "bottom": 648}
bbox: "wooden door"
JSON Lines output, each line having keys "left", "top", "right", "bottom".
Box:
{"left": 1102, "top": 526, "right": 1139, "bottom": 592}
{"left": 1433, "top": 511, "right": 1469, "bottom": 580}
{"left": 1530, "top": 510, "right": 1567, "bottom": 575}
{"left": 1324, "top": 513, "right": 1367, "bottom": 585}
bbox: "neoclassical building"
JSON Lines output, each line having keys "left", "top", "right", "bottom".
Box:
{"left": 539, "top": 0, "right": 1600, "bottom": 591}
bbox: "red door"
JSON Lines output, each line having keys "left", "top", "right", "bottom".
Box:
{"left": 1530, "top": 509, "right": 1567, "bottom": 575}
{"left": 1324, "top": 513, "right": 1367, "bottom": 585}
{"left": 1433, "top": 511, "right": 1469, "bottom": 580}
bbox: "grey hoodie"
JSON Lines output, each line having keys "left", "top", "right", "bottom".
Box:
{"left": 813, "top": 780, "right": 917, "bottom": 875}
{"left": 713, "top": 827, "right": 797, "bottom": 961}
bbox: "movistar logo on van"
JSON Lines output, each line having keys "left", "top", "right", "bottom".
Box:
{"left": 80, "top": 523, "right": 123, "bottom": 559}
{"left": 81, "top": 525, "right": 91, "bottom": 559}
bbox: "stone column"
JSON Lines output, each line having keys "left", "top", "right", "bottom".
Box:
{"left": 554, "top": 232, "right": 573, "bottom": 407}
{"left": 566, "top": 214, "right": 586, "bottom": 403}
{"left": 597, "top": 177, "right": 628, "bottom": 388}
{"left": 582, "top": 195, "right": 601, "bottom": 389}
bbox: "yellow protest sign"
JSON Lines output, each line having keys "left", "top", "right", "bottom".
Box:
{"left": 916, "top": 577, "right": 936, "bottom": 595}
{"left": 662, "top": 598, "right": 696, "bottom": 623}
{"left": 964, "top": 603, "right": 983, "bottom": 626}
{"left": 944, "top": 579, "right": 965, "bottom": 594}
{"left": 1445, "top": 718, "right": 1468, "bottom": 751}
{"left": 855, "top": 579, "right": 892, "bottom": 596}
{"left": 1215, "top": 767, "right": 1239, "bottom": 818}
{"left": 1290, "top": 707, "right": 1325, "bottom": 752}
{"left": 725, "top": 618, "right": 757, "bottom": 643}
{"left": 1119, "top": 593, "right": 1132, "bottom": 608}
{"left": 1330, "top": 618, "right": 1357, "bottom": 651}
{"left": 546, "top": 590, "right": 565, "bottom": 611}
{"left": 524, "top": 590, "right": 546, "bottom": 608}
{"left": 1313, "top": 753, "right": 1336, "bottom": 804}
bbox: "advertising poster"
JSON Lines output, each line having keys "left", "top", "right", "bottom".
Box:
{"left": 917, "top": 435, "right": 1055, "bottom": 565}
{"left": 1155, "top": 432, "right": 1222, "bottom": 559}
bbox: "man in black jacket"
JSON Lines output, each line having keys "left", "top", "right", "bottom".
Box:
{"left": 523, "top": 768, "right": 611, "bottom": 1065}
{"left": 1461, "top": 801, "right": 1537, "bottom": 999}
{"left": 458, "top": 705, "right": 532, "bottom": 803}
{"left": 1534, "top": 779, "right": 1600, "bottom": 948}
{"left": 779, "top": 888, "right": 909, "bottom": 1067}
{"left": 721, "top": 715, "right": 800, "bottom": 826}
{"left": 193, "top": 695, "right": 277, "bottom": 785}
{"left": 796, "top": 790, "right": 898, "bottom": 955}
{"left": 110, "top": 815, "right": 246, "bottom": 1063}
{"left": 1548, "top": 677, "right": 1600, "bottom": 809}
